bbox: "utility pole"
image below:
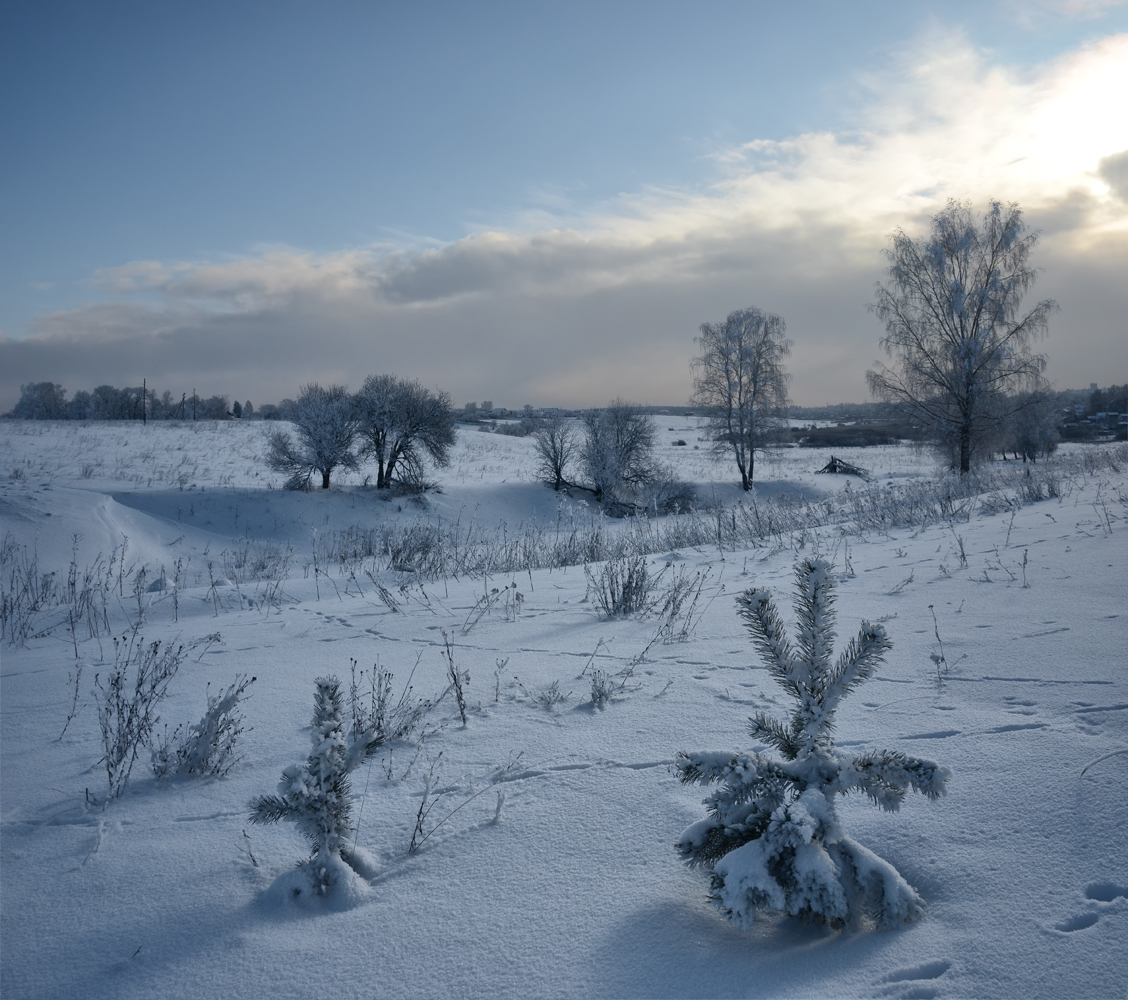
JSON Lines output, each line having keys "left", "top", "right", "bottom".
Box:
{"left": 192, "top": 389, "right": 196, "bottom": 421}
{"left": 142, "top": 378, "right": 147, "bottom": 424}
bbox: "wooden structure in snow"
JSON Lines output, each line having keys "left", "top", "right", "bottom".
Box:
{"left": 816, "top": 455, "right": 868, "bottom": 477}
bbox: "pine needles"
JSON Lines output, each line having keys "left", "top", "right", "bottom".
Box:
{"left": 676, "top": 558, "right": 950, "bottom": 929}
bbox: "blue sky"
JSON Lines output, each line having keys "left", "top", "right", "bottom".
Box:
{"left": 2, "top": 0, "right": 1126, "bottom": 409}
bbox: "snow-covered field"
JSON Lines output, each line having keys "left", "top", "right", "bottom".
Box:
{"left": 2, "top": 419, "right": 1126, "bottom": 1000}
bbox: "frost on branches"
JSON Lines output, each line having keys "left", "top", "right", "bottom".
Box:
{"left": 675, "top": 558, "right": 950, "bottom": 929}
{"left": 249, "top": 676, "right": 384, "bottom": 907}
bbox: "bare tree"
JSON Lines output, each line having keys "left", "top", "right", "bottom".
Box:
{"left": 868, "top": 200, "right": 1055, "bottom": 475}
{"left": 266, "top": 383, "right": 359, "bottom": 489}
{"left": 533, "top": 411, "right": 577, "bottom": 491}
{"left": 1005, "top": 391, "right": 1059, "bottom": 463}
{"left": 356, "top": 375, "right": 455, "bottom": 489}
{"left": 581, "top": 400, "right": 658, "bottom": 506}
{"left": 692, "top": 307, "right": 792, "bottom": 490}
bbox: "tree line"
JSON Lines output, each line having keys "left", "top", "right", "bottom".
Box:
{"left": 6, "top": 383, "right": 255, "bottom": 422}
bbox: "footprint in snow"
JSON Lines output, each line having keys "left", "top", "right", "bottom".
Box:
{"left": 884, "top": 960, "right": 951, "bottom": 983}
{"left": 879, "top": 960, "right": 951, "bottom": 998}
{"left": 1052, "top": 884, "right": 1126, "bottom": 933}
{"left": 1085, "top": 882, "right": 1127, "bottom": 902}
{"left": 1055, "top": 913, "right": 1100, "bottom": 932}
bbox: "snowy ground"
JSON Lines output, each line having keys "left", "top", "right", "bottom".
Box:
{"left": 1, "top": 420, "right": 1126, "bottom": 999}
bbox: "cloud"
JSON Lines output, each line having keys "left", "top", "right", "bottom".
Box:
{"left": 1099, "top": 149, "right": 1128, "bottom": 200}
{"left": 4, "top": 32, "right": 1127, "bottom": 412}
{"left": 1005, "top": 0, "right": 1126, "bottom": 27}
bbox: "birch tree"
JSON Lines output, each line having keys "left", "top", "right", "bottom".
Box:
{"left": 692, "top": 307, "right": 792, "bottom": 491}
{"left": 868, "top": 200, "right": 1054, "bottom": 475}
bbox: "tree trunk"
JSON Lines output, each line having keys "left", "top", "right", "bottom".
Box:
{"left": 321, "top": 469, "right": 331, "bottom": 489}
{"left": 959, "top": 424, "right": 971, "bottom": 476}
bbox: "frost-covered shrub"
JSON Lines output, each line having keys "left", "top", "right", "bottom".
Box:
{"left": 581, "top": 401, "right": 657, "bottom": 505}
{"left": 652, "top": 565, "right": 711, "bottom": 643}
{"left": 585, "top": 554, "right": 653, "bottom": 617}
{"left": 675, "top": 558, "right": 950, "bottom": 928}
{"left": 152, "top": 675, "right": 254, "bottom": 778}
{"left": 249, "top": 676, "right": 384, "bottom": 899}
{"left": 589, "top": 669, "right": 615, "bottom": 708}
{"left": 94, "top": 635, "right": 186, "bottom": 799}
{"left": 348, "top": 659, "right": 436, "bottom": 744}
{"left": 636, "top": 476, "right": 697, "bottom": 515}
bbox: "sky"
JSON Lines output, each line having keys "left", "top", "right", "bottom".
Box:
{"left": 1, "top": 0, "right": 1126, "bottom": 411}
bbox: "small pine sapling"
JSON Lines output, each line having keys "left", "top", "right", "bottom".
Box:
{"left": 675, "top": 558, "right": 950, "bottom": 929}
{"left": 249, "top": 676, "right": 384, "bottom": 901}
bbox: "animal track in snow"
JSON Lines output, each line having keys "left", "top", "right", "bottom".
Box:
{"left": 1017, "top": 626, "right": 1070, "bottom": 639}
{"left": 900, "top": 730, "right": 960, "bottom": 740}
{"left": 1003, "top": 698, "right": 1037, "bottom": 715}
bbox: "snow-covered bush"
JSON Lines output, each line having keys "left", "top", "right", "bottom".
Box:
{"left": 675, "top": 558, "right": 950, "bottom": 928}
{"left": 249, "top": 676, "right": 384, "bottom": 902}
{"left": 152, "top": 674, "right": 254, "bottom": 778}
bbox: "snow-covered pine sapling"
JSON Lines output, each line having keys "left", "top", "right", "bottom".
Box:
{"left": 675, "top": 558, "right": 950, "bottom": 929}
{"left": 249, "top": 676, "right": 384, "bottom": 891}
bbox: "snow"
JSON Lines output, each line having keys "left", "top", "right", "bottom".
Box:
{"left": 1, "top": 419, "right": 1126, "bottom": 999}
